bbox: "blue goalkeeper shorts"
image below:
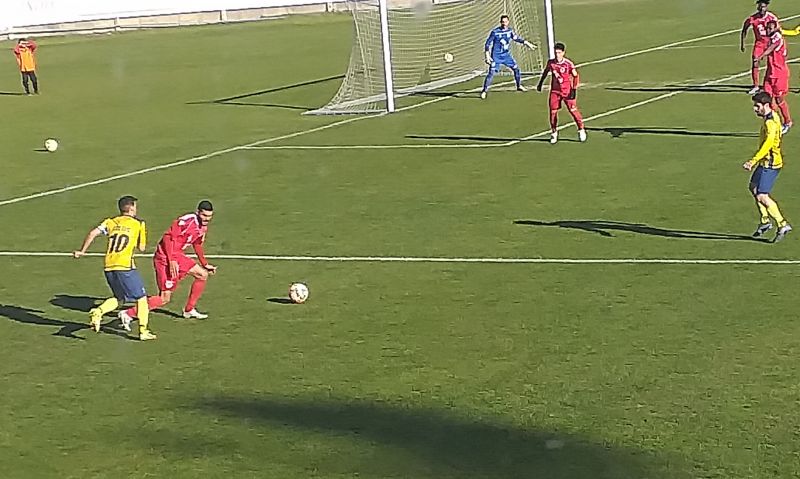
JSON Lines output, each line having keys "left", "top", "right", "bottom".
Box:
{"left": 490, "top": 55, "right": 518, "bottom": 73}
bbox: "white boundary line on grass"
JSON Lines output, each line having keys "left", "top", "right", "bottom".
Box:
{"left": 0, "top": 251, "right": 798, "bottom": 265}
{"left": 2, "top": 17, "right": 799, "bottom": 208}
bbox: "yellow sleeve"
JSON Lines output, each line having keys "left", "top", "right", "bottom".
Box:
{"left": 750, "top": 120, "right": 780, "bottom": 166}
{"left": 97, "top": 218, "right": 114, "bottom": 235}
{"left": 781, "top": 26, "right": 800, "bottom": 36}
{"left": 138, "top": 221, "right": 147, "bottom": 250}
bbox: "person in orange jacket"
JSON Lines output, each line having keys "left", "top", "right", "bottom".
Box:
{"left": 13, "top": 38, "right": 39, "bottom": 95}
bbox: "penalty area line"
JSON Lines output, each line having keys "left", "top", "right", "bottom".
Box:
{"left": 0, "top": 251, "right": 799, "bottom": 265}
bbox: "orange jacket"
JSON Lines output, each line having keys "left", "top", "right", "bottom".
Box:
{"left": 13, "top": 40, "right": 37, "bottom": 72}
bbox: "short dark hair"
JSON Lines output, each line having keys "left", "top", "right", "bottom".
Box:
{"left": 500, "top": 14, "right": 509, "bottom": 21}
{"left": 197, "top": 200, "right": 213, "bottom": 212}
{"left": 554, "top": 42, "right": 566, "bottom": 52}
{"left": 118, "top": 195, "right": 137, "bottom": 213}
{"left": 753, "top": 91, "right": 773, "bottom": 105}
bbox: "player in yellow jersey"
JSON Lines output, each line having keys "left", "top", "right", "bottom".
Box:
{"left": 72, "top": 196, "right": 156, "bottom": 340}
{"left": 744, "top": 92, "right": 792, "bottom": 242}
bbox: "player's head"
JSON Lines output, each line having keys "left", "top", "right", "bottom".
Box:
{"left": 554, "top": 42, "right": 566, "bottom": 61}
{"left": 196, "top": 200, "right": 214, "bottom": 226}
{"left": 753, "top": 91, "right": 774, "bottom": 117}
{"left": 766, "top": 19, "right": 779, "bottom": 35}
{"left": 499, "top": 15, "right": 510, "bottom": 28}
{"left": 756, "top": 0, "right": 770, "bottom": 15}
{"left": 118, "top": 195, "right": 138, "bottom": 216}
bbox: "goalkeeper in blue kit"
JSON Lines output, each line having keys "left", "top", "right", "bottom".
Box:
{"left": 480, "top": 14, "right": 536, "bottom": 99}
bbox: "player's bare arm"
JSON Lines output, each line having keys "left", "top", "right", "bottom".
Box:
{"left": 73, "top": 227, "right": 103, "bottom": 258}
{"left": 536, "top": 67, "right": 549, "bottom": 92}
{"left": 741, "top": 19, "right": 751, "bottom": 52}
{"left": 756, "top": 40, "right": 779, "bottom": 61}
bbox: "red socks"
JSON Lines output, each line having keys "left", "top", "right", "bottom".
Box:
{"left": 184, "top": 279, "right": 207, "bottom": 312}
{"left": 125, "top": 296, "right": 164, "bottom": 318}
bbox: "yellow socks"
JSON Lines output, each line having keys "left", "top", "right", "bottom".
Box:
{"left": 136, "top": 296, "right": 150, "bottom": 333}
{"left": 97, "top": 297, "right": 119, "bottom": 315}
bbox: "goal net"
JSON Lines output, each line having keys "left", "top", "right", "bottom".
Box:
{"left": 306, "top": 0, "right": 545, "bottom": 115}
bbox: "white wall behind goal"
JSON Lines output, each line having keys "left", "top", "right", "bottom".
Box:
{"left": 0, "top": 0, "right": 330, "bottom": 31}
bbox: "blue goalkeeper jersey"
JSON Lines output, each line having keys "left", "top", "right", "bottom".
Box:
{"left": 485, "top": 27, "right": 525, "bottom": 59}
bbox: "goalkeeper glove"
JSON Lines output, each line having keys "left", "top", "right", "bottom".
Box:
{"left": 566, "top": 89, "right": 576, "bottom": 100}
{"left": 524, "top": 41, "right": 536, "bottom": 50}
{"left": 485, "top": 52, "right": 493, "bottom": 65}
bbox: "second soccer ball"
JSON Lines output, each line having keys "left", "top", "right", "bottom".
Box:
{"left": 44, "top": 138, "right": 58, "bottom": 152}
{"left": 443, "top": 52, "right": 454, "bottom": 63}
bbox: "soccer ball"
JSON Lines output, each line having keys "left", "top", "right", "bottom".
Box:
{"left": 44, "top": 138, "right": 58, "bottom": 152}
{"left": 443, "top": 52, "right": 454, "bottom": 63}
{"left": 288, "top": 282, "right": 309, "bottom": 304}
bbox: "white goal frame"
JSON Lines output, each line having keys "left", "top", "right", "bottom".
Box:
{"left": 307, "top": 0, "right": 556, "bottom": 115}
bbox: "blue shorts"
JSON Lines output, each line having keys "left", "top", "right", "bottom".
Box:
{"left": 104, "top": 270, "right": 147, "bottom": 302}
{"left": 750, "top": 166, "right": 780, "bottom": 194}
{"left": 490, "top": 55, "right": 518, "bottom": 73}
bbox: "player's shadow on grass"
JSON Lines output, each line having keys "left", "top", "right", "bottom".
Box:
{"left": 587, "top": 126, "right": 758, "bottom": 139}
{"left": 195, "top": 395, "right": 688, "bottom": 478}
{"left": 0, "top": 91, "right": 24, "bottom": 96}
{"left": 187, "top": 74, "right": 344, "bottom": 110}
{"left": 0, "top": 303, "right": 134, "bottom": 340}
{"left": 514, "top": 219, "right": 767, "bottom": 242}
{"left": 49, "top": 294, "right": 142, "bottom": 338}
{"left": 606, "top": 83, "right": 750, "bottom": 94}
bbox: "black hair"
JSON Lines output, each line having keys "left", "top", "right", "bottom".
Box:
{"left": 752, "top": 91, "right": 773, "bottom": 105}
{"left": 554, "top": 42, "right": 566, "bottom": 52}
{"left": 197, "top": 200, "right": 213, "bottom": 212}
{"left": 118, "top": 195, "right": 137, "bottom": 213}
{"left": 500, "top": 15, "right": 509, "bottom": 21}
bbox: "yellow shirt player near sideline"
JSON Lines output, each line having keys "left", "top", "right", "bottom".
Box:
{"left": 743, "top": 91, "right": 792, "bottom": 242}
{"left": 72, "top": 196, "right": 156, "bottom": 340}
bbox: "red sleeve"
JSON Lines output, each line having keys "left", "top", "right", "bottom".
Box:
{"left": 13, "top": 45, "right": 20, "bottom": 56}
{"left": 161, "top": 234, "right": 175, "bottom": 261}
{"left": 193, "top": 243, "right": 209, "bottom": 267}
{"left": 572, "top": 69, "right": 580, "bottom": 89}
{"left": 28, "top": 41, "right": 37, "bottom": 51}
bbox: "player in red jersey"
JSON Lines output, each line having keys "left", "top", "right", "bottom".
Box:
{"left": 741, "top": 0, "right": 780, "bottom": 94}
{"left": 759, "top": 20, "right": 792, "bottom": 133}
{"left": 536, "top": 42, "right": 586, "bottom": 144}
{"left": 119, "top": 200, "right": 217, "bottom": 328}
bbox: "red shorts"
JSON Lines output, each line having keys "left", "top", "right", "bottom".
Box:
{"left": 549, "top": 91, "right": 578, "bottom": 111}
{"left": 752, "top": 42, "right": 769, "bottom": 59}
{"left": 154, "top": 253, "right": 197, "bottom": 292}
{"left": 764, "top": 75, "right": 789, "bottom": 98}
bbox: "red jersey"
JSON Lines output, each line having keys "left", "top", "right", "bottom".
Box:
{"left": 746, "top": 12, "right": 780, "bottom": 45}
{"left": 766, "top": 31, "right": 789, "bottom": 79}
{"left": 156, "top": 213, "right": 208, "bottom": 259}
{"left": 547, "top": 58, "right": 578, "bottom": 94}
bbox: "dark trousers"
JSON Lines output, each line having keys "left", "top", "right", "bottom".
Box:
{"left": 21, "top": 71, "right": 38, "bottom": 94}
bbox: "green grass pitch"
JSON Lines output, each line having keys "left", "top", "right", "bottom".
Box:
{"left": 2, "top": 1, "right": 800, "bottom": 477}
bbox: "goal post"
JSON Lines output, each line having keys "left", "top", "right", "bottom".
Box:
{"left": 306, "top": 0, "right": 554, "bottom": 115}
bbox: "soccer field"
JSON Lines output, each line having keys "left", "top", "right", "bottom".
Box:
{"left": 2, "top": 1, "right": 800, "bottom": 477}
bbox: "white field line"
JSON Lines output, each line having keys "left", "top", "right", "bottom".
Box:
{"left": 0, "top": 251, "right": 798, "bottom": 264}
{"left": 1, "top": 251, "right": 799, "bottom": 265}
{"left": 577, "top": 13, "right": 800, "bottom": 68}
{"left": 3, "top": 19, "right": 796, "bottom": 208}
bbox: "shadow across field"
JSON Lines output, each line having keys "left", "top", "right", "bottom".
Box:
{"left": 606, "top": 83, "right": 750, "bottom": 94}
{"left": 187, "top": 75, "right": 344, "bottom": 110}
{"left": 514, "top": 219, "right": 766, "bottom": 242}
{"left": 0, "top": 302, "right": 133, "bottom": 340}
{"left": 406, "top": 134, "right": 560, "bottom": 143}
{"left": 587, "top": 126, "right": 758, "bottom": 139}
{"left": 193, "top": 395, "right": 688, "bottom": 479}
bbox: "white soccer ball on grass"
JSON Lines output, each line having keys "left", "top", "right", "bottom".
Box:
{"left": 289, "top": 282, "right": 309, "bottom": 304}
{"left": 44, "top": 138, "right": 58, "bottom": 152}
